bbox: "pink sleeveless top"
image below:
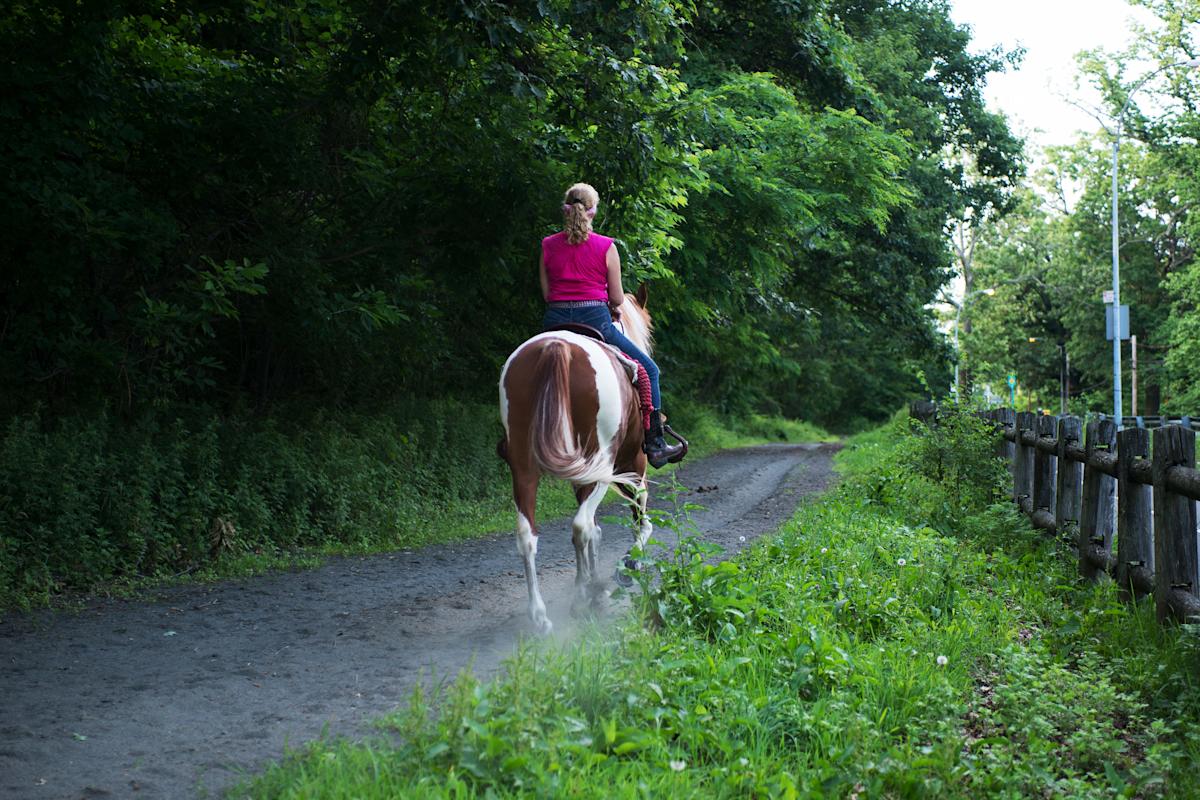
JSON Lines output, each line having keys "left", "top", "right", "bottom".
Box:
{"left": 541, "top": 232, "right": 614, "bottom": 302}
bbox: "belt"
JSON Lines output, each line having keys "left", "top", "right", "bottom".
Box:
{"left": 547, "top": 300, "right": 607, "bottom": 309}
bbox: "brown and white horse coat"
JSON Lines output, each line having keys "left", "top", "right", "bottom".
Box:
{"left": 498, "top": 297, "right": 654, "bottom": 634}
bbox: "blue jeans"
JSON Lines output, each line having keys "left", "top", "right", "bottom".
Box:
{"left": 541, "top": 304, "right": 662, "bottom": 412}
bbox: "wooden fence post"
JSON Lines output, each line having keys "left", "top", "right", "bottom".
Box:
{"left": 1079, "top": 419, "right": 1117, "bottom": 581}
{"left": 1015, "top": 412, "right": 1036, "bottom": 515}
{"left": 1152, "top": 426, "right": 1200, "bottom": 622}
{"left": 1055, "top": 416, "right": 1083, "bottom": 542}
{"left": 999, "top": 408, "right": 1017, "bottom": 499}
{"left": 1116, "top": 427, "right": 1154, "bottom": 598}
{"left": 1032, "top": 415, "right": 1058, "bottom": 529}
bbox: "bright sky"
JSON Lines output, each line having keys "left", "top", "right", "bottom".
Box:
{"left": 948, "top": 0, "right": 1159, "bottom": 152}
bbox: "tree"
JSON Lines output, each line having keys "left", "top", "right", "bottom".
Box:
{"left": 0, "top": 0, "right": 1022, "bottom": 429}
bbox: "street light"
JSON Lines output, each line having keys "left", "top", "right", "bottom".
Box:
{"left": 952, "top": 286, "right": 996, "bottom": 402}
{"left": 1109, "top": 58, "right": 1200, "bottom": 424}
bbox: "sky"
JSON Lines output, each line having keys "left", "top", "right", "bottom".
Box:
{"left": 947, "top": 0, "right": 1159, "bottom": 152}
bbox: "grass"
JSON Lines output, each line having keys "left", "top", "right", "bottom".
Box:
{"left": 229, "top": 403, "right": 828, "bottom": 557}
{"left": 670, "top": 399, "right": 839, "bottom": 452}
{"left": 233, "top": 410, "right": 1200, "bottom": 799}
{"left": 45, "top": 405, "right": 831, "bottom": 606}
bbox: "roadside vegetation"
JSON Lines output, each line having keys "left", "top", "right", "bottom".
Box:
{"left": 0, "top": 401, "right": 830, "bottom": 609}
{"left": 238, "top": 407, "right": 1200, "bottom": 799}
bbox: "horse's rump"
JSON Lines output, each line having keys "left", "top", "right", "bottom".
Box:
{"left": 500, "top": 332, "right": 641, "bottom": 488}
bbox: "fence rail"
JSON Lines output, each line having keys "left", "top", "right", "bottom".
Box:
{"left": 913, "top": 403, "right": 1200, "bottom": 624}
{"left": 1099, "top": 415, "right": 1197, "bottom": 431}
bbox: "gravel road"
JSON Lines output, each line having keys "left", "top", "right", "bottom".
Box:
{"left": 0, "top": 442, "right": 838, "bottom": 799}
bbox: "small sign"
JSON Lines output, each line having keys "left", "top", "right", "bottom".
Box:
{"left": 1106, "top": 304, "right": 1130, "bottom": 341}
{"left": 1006, "top": 373, "right": 1017, "bottom": 388}
{"left": 1102, "top": 290, "right": 1115, "bottom": 304}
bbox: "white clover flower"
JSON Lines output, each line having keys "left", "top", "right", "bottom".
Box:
{"left": 670, "top": 759, "right": 686, "bottom": 772}
{"left": 820, "top": 547, "right": 828, "bottom": 554}
{"left": 896, "top": 558, "right": 907, "bottom": 567}
{"left": 936, "top": 655, "right": 949, "bottom": 666}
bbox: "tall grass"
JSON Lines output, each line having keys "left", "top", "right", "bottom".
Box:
{"left": 0, "top": 400, "right": 536, "bottom": 607}
{"left": 237, "top": 407, "right": 1200, "bottom": 799}
{"left": 0, "top": 401, "right": 825, "bottom": 608}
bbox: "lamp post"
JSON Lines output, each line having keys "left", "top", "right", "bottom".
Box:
{"left": 952, "top": 286, "right": 996, "bottom": 402}
{"left": 1059, "top": 342, "right": 1070, "bottom": 415}
{"left": 1109, "top": 58, "right": 1200, "bottom": 424}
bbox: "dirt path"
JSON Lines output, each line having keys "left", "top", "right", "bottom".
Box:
{"left": 0, "top": 443, "right": 838, "bottom": 799}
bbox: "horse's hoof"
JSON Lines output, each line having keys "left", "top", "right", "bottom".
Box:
{"left": 531, "top": 614, "right": 553, "bottom": 636}
{"left": 589, "top": 583, "right": 612, "bottom": 610}
{"left": 614, "top": 557, "right": 639, "bottom": 587}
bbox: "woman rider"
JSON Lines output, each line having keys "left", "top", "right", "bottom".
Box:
{"left": 539, "top": 182, "right": 685, "bottom": 468}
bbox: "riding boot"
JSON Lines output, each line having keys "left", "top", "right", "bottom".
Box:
{"left": 643, "top": 410, "right": 686, "bottom": 469}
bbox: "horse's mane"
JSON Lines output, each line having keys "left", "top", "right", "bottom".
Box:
{"left": 621, "top": 292, "right": 654, "bottom": 355}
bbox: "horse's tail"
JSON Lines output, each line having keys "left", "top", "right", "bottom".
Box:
{"left": 529, "top": 339, "right": 640, "bottom": 489}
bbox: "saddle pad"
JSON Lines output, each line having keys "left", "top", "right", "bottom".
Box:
{"left": 605, "top": 344, "right": 641, "bottom": 385}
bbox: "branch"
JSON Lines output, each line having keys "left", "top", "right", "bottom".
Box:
{"left": 319, "top": 243, "right": 388, "bottom": 264}
{"left": 1059, "top": 91, "right": 1115, "bottom": 137}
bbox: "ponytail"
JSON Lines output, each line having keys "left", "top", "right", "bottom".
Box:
{"left": 561, "top": 182, "right": 599, "bottom": 244}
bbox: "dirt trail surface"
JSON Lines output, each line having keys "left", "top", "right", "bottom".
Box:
{"left": 0, "top": 443, "right": 838, "bottom": 799}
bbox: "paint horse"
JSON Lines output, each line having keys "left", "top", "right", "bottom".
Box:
{"left": 497, "top": 288, "right": 656, "bottom": 634}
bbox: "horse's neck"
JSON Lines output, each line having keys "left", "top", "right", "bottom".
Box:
{"left": 621, "top": 313, "right": 651, "bottom": 355}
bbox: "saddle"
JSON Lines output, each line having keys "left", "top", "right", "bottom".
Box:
{"left": 545, "top": 322, "right": 605, "bottom": 342}
{"left": 544, "top": 324, "right": 639, "bottom": 384}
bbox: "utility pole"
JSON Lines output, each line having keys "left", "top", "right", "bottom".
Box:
{"left": 1058, "top": 343, "right": 1069, "bottom": 415}
{"left": 1131, "top": 334, "right": 1138, "bottom": 417}
{"left": 1109, "top": 59, "right": 1200, "bottom": 425}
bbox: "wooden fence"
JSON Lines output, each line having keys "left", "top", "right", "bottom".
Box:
{"left": 980, "top": 408, "right": 1200, "bottom": 624}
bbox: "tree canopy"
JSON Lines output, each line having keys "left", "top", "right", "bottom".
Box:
{"left": 1, "top": 0, "right": 1021, "bottom": 428}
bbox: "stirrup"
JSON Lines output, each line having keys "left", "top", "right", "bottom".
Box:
{"left": 662, "top": 423, "right": 688, "bottom": 463}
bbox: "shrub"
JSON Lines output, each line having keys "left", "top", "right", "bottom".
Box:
{"left": 847, "top": 404, "right": 1008, "bottom": 533}
{"left": 0, "top": 400, "right": 514, "bottom": 608}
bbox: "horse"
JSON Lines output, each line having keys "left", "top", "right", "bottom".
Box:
{"left": 497, "top": 287, "right": 656, "bottom": 635}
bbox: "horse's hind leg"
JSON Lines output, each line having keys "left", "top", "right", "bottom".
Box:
{"left": 614, "top": 477, "right": 652, "bottom": 586}
{"left": 631, "top": 476, "right": 652, "bottom": 552}
{"left": 513, "top": 473, "right": 551, "bottom": 635}
{"left": 571, "top": 482, "right": 608, "bottom": 615}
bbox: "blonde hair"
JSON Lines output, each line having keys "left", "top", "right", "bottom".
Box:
{"left": 562, "top": 183, "right": 599, "bottom": 245}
